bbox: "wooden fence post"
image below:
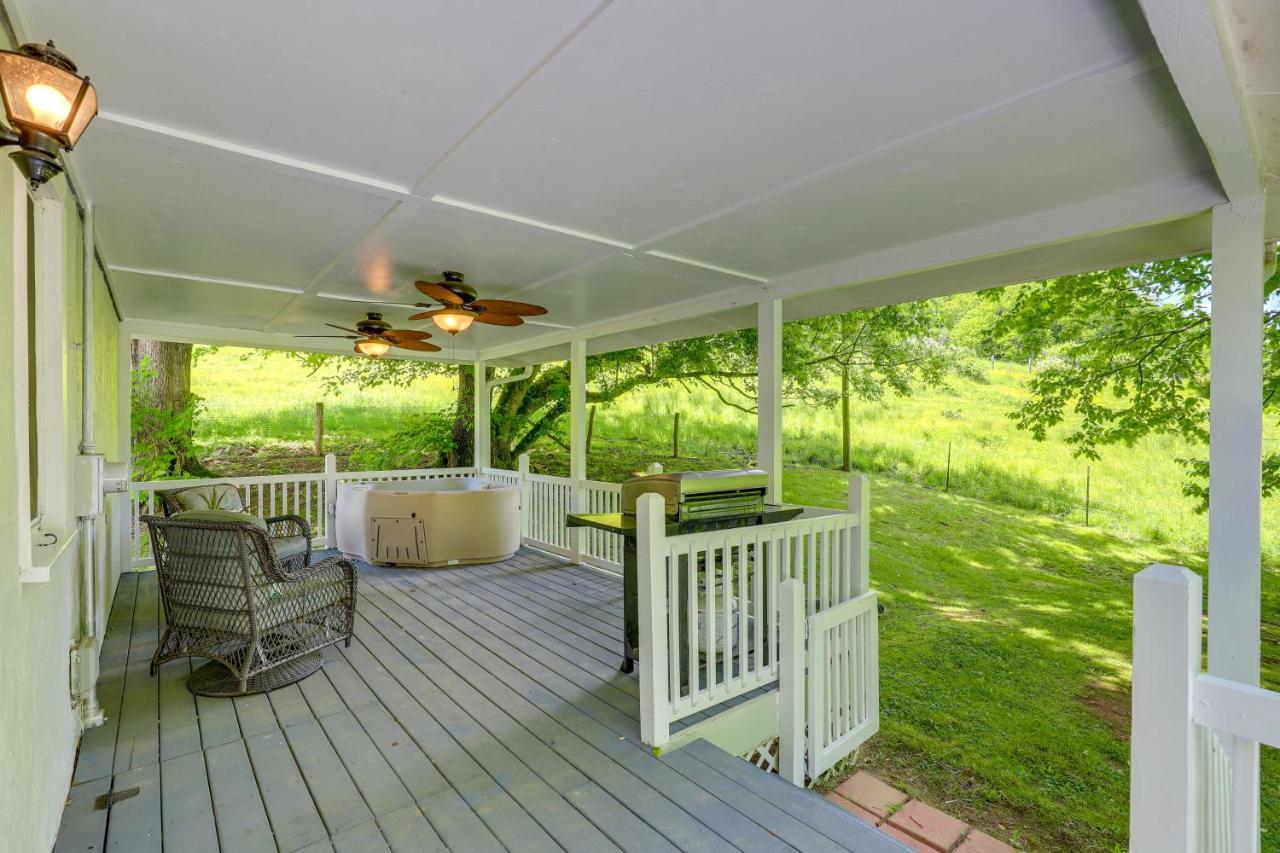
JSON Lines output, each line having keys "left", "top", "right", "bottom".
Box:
{"left": 586, "top": 405, "right": 596, "bottom": 454}
{"left": 779, "top": 577, "right": 806, "bottom": 785}
{"left": 673, "top": 412, "right": 681, "bottom": 458}
{"left": 323, "top": 453, "right": 338, "bottom": 549}
{"left": 848, "top": 475, "right": 869, "bottom": 595}
{"left": 314, "top": 402, "right": 324, "bottom": 454}
{"left": 637, "top": 493, "right": 670, "bottom": 749}
{"left": 1129, "top": 564, "right": 1201, "bottom": 852}
{"left": 518, "top": 453, "right": 531, "bottom": 541}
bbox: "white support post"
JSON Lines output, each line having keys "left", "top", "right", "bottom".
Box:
{"left": 848, "top": 475, "right": 869, "bottom": 595}
{"left": 757, "top": 298, "right": 783, "bottom": 504}
{"left": 778, "top": 577, "right": 806, "bottom": 786}
{"left": 1129, "top": 564, "right": 1201, "bottom": 852}
{"left": 517, "top": 452, "right": 531, "bottom": 541}
{"left": 1207, "top": 201, "right": 1264, "bottom": 851}
{"left": 569, "top": 339, "right": 587, "bottom": 562}
{"left": 1208, "top": 201, "right": 1264, "bottom": 685}
{"left": 636, "top": 493, "right": 669, "bottom": 748}
{"left": 324, "top": 452, "right": 338, "bottom": 549}
{"left": 473, "top": 359, "right": 490, "bottom": 471}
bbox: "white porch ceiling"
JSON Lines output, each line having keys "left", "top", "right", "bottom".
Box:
{"left": 10, "top": 0, "right": 1279, "bottom": 365}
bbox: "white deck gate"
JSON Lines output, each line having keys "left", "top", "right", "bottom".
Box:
{"left": 1130, "top": 564, "right": 1280, "bottom": 853}
{"left": 636, "top": 475, "right": 878, "bottom": 767}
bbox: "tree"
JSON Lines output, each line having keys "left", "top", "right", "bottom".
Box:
{"left": 793, "top": 303, "right": 976, "bottom": 470}
{"left": 130, "top": 338, "right": 210, "bottom": 478}
{"left": 988, "top": 254, "right": 1280, "bottom": 501}
{"left": 293, "top": 308, "right": 971, "bottom": 473}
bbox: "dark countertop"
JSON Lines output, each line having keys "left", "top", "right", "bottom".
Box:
{"left": 566, "top": 504, "right": 839, "bottom": 539}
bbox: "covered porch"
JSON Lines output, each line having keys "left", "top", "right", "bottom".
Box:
{"left": 56, "top": 547, "right": 898, "bottom": 853}
{"left": 0, "top": 0, "right": 1277, "bottom": 850}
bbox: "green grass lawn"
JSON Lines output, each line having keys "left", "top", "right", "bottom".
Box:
{"left": 786, "top": 467, "right": 1280, "bottom": 851}
{"left": 187, "top": 346, "right": 1280, "bottom": 849}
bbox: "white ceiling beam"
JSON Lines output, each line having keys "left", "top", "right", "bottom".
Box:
{"left": 121, "top": 318, "right": 478, "bottom": 364}
{"left": 109, "top": 264, "right": 307, "bottom": 295}
{"left": 1136, "top": 0, "right": 1264, "bottom": 204}
{"left": 96, "top": 112, "right": 418, "bottom": 203}
{"left": 480, "top": 173, "right": 1225, "bottom": 363}
{"left": 767, "top": 174, "right": 1224, "bottom": 301}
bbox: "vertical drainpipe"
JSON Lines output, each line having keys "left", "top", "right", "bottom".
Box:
{"left": 75, "top": 201, "right": 104, "bottom": 728}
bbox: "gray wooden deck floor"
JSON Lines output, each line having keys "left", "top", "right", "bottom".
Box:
{"left": 55, "top": 547, "right": 903, "bottom": 852}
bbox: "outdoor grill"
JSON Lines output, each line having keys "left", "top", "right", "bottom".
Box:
{"left": 621, "top": 468, "right": 769, "bottom": 522}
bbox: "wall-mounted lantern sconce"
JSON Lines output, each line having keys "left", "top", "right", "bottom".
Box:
{"left": 0, "top": 41, "right": 97, "bottom": 189}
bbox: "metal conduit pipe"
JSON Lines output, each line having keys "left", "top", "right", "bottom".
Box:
{"left": 74, "top": 200, "right": 104, "bottom": 729}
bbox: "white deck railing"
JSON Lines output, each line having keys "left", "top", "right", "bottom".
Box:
{"left": 128, "top": 454, "right": 623, "bottom": 572}
{"left": 1130, "top": 564, "right": 1280, "bottom": 852}
{"left": 637, "top": 476, "right": 877, "bottom": 753}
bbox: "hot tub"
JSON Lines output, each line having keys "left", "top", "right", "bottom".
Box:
{"left": 335, "top": 477, "right": 520, "bottom": 568}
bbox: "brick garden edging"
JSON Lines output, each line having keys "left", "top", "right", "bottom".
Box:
{"left": 824, "top": 771, "right": 1018, "bottom": 852}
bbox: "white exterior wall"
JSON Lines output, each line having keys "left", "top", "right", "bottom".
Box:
{"left": 0, "top": 152, "right": 123, "bottom": 852}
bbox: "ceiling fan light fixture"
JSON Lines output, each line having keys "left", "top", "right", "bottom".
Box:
{"left": 432, "top": 308, "right": 474, "bottom": 335}
{"left": 355, "top": 338, "right": 390, "bottom": 357}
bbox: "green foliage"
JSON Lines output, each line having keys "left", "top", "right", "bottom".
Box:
{"left": 130, "top": 356, "right": 203, "bottom": 480}
{"left": 793, "top": 301, "right": 976, "bottom": 403}
{"left": 347, "top": 409, "right": 455, "bottom": 470}
{"left": 991, "top": 255, "right": 1280, "bottom": 503}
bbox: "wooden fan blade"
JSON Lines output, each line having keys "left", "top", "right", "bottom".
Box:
{"left": 391, "top": 338, "right": 442, "bottom": 352}
{"left": 408, "top": 308, "right": 448, "bottom": 321}
{"left": 295, "top": 334, "right": 357, "bottom": 339}
{"left": 472, "top": 312, "right": 523, "bottom": 326}
{"left": 414, "top": 280, "right": 464, "bottom": 305}
{"left": 384, "top": 329, "right": 431, "bottom": 341}
{"left": 326, "top": 323, "right": 364, "bottom": 335}
{"left": 471, "top": 299, "right": 548, "bottom": 317}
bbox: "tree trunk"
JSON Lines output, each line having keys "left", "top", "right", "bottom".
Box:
{"left": 448, "top": 363, "right": 475, "bottom": 467}
{"left": 130, "top": 339, "right": 209, "bottom": 476}
{"left": 841, "top": 363, "right": 851, "bottom": 472}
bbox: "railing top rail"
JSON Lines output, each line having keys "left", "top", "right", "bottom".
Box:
{"left": 582, "top": 479, "right": 622, "bottom": 492}
{"left": 527, "top": 472, "right": 573, "bottom": 484}
{"left": 660, "top": 508, "right": 858, "bottom": 547}
{"left": 336, "top": 467, "right": 476, "bottom": 480}
{"left": 130, "top": 471, "right": 324, "bottom": 492}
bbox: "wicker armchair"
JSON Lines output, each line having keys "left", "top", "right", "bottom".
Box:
{"left": 157, "top": 482, "right": 312, "bottom": 572}
{"left": 144, "top": 514, "right": 357, "bottom": 697}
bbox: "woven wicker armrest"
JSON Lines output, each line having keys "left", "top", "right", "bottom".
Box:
{"left": 263, "top": 552, "right": 355, "bottom": 585}
{"left": 266, "top": 514, "right": 311, "bottom": 540}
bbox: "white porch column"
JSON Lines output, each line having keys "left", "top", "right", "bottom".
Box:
{"left": 757, "top": 298, "right": 783, "bottom": 503}
{"left": 1208, "top": 201, "right": 1264, "bottom": 685}
{"left": 473, "top": 359, "right": 490, "bottom": 470}
{"left": 569, "top": 339, "right": 587, "bottom": 561}
{"left": 1207, "top": 201, "right": 1265, "bottom": 851}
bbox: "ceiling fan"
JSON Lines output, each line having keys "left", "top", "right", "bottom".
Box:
{"left": 410, "top": 271, "right": 547, "bottom": 334}
{"left": 295, "top": 312, "right": 440, "bottom": 357}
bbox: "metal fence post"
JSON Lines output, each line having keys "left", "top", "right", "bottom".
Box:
{"left": 779, "top": 577, "right": 806, "bottom": 785}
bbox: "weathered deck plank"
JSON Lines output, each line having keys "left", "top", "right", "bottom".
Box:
{"left": 58, "top": 548, "right": 903, "bottom": 852}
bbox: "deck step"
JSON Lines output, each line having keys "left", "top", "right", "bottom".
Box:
{"left": 677, "top": 739, "right": 909, "bottom": 852}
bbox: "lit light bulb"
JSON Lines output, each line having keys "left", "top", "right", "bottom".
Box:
{"left": 355, "top": 338, "right": 390, "bottom": 357}
{"left": 431, "top": 309, "right": 474, "bottom": 335}
{"left": 25, "top": 83, "right": 71, "bottom": 127}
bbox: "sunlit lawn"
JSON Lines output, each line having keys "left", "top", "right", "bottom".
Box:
{"left": 786, "top": 468, "right": 1280, "bottom": 851}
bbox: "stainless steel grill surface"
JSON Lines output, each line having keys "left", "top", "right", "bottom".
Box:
{"left": 621, "top": 469, "right": 768, "bottom": 522}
